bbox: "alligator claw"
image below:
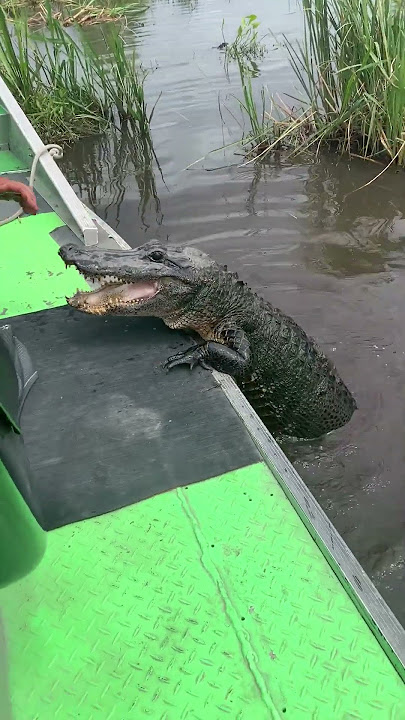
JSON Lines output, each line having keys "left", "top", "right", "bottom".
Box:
{"left": 164, "top": 345, "right": 210, "bottom": 373}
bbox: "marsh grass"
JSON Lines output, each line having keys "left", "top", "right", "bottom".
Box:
{"left": 3, "top": 0, "right": 138, "bottom": 27}
{"left": 234, "top": 0, "right": 405, "bottom": 170}
{"left": 0, "top": 2, "right": 158, "bottom": 148}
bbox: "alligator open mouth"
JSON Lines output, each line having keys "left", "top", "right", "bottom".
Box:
{"left": 66, "top": 269, "right": 160, "bottom": 314}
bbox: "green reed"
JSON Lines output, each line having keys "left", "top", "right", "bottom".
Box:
{"left": 234, "top": 0, "right": 405, "bottom": 168}
{"left": 223, "top": 15, "right": 267, "bottom": 79}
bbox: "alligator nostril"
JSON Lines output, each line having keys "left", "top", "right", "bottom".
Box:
{"left": 59, "top": 243, "right": 80, "bottom": 257}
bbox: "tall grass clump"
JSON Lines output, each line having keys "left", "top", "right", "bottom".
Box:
{"left": 0, "top": 2, "right": 158, "bottom": 147}
{"left": 0, "top": 5, "right": 109, "bottom": 142}
{"left": 236, "top": 0, "right": 405, "bottom": 169}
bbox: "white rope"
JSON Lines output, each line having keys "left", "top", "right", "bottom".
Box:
{"left": 0, "top": 143, "right": 63, "bottom": 227}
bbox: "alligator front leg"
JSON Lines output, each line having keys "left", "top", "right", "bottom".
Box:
{"left": 164, "top": 328, "right": 251, "bottom": 377}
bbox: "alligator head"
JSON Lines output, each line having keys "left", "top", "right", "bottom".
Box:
{"left": 58, "top": 240, "right": 218, "bottom": 320}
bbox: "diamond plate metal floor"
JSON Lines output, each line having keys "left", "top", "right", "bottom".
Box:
{"left": 1, "top": 463, "right": 404, "bottom": 719}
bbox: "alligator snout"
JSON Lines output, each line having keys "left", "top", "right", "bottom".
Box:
{"left": 59, "top": 243, "right": 82, "bottom": 262}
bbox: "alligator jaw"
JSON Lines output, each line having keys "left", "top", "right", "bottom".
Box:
{"left": 66, "top": 272, "right": 160, "bottom": 315}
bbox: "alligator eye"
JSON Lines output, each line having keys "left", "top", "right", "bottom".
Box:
{"left": 149, "top": 250, "right": 165, "bottom": 262}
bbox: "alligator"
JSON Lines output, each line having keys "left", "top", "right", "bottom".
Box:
{"left": 59, "top": 240, "right": 357, "bottom": 440}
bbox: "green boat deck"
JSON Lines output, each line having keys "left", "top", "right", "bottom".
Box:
{"left": 0, "top": 149, "right": 404, "bottom": 718}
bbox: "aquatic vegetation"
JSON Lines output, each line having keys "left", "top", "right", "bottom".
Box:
{"left": 224, "top": 15, "right": 267, "bottom": 63}
{"left": 0, "top": 3, "right": 158, "bottom": 146}
{"left": 3, "top": 0, "right": 140, "bottom": 27}
{"left": 233, "top": 0, "right": 405, "bottom": 170}
{"left": 222, "top": 15, "right": 267, "bottom": 78}
{"left": 233, "top": 55, "right": 269, "bottom": 139}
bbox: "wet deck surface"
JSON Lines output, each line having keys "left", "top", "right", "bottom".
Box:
{"left": 9, "top": 307, "right": 259, "bottom": 529}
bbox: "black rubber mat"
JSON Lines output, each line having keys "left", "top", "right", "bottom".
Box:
{"left": 7, "top": 307, "right": 259, "bottom": 530}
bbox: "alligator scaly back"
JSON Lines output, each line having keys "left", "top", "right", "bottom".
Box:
{"left": 165, "top": 265, "right": 357, "bottom": 439}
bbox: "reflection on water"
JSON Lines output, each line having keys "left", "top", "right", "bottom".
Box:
{"left": 63, "top": 0, "right": 405, "bottom": 624}
{"left": 168, "top": 0, "right": 199, "bottom": 9}
{"left": 301, "top": 156, "right": 405, "bottom": 276}
{"left": 62, "top": 126, "right": 164, "bottom": 230}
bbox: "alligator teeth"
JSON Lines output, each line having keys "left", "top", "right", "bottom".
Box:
{"left": 79, "top": 269, "right": 125, "bottom": 289}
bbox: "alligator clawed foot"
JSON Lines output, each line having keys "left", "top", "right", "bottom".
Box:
{"left": 164, "top": 345, "right": 212, "bottom": 373}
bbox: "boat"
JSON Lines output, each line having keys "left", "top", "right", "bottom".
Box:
{"left": 0, "top": 74, "right": 404, "bottom": 719}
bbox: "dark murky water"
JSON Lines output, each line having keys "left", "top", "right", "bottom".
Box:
{"left": 62, "top": 0, "right": 405, "bottom": 624}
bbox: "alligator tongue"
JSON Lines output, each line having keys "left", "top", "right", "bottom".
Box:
{"left": 119, "top": 281, "right": 158, "bottom": 302}
{"left": 80, "top": 280, "right": 158, "bottom": 306}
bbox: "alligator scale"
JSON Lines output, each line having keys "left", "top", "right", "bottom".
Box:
{"left": 59, "top": 240, "right": 357, "bottom": 440}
